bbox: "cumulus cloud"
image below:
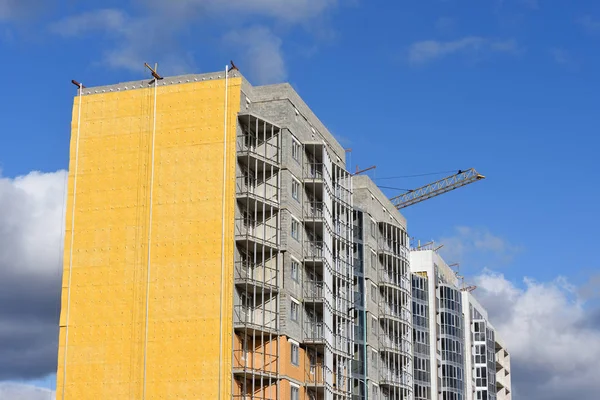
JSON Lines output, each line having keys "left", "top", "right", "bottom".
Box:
{"left": 474, "top": 270, "right": 600, "bottom": 400}
{"left": 439, "top": 226, "right": 522, "bottom": 266}
{"left": 408, "top": 37, "right": 518, "bottom": 65}
{"left": 49, "top": 9, "right": 194, "bottom": 74}
{"left": 0, "top": 382, "right": 55, "bottom": 400}
{"left": 0, "top": 170, "right": 66, "bottom": 380}
{"left": 137, "top": 0, "right": 338, "bottom": 24}
{"left": 224, "top": 26, "right": 286, "bottom": 84}
{"left": 50, "top": 0, "right": 343, "bottom": 81}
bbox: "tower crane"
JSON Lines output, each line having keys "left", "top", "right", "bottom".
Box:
{"left": 388, "top": 168, "right": 485, "bottom": 209}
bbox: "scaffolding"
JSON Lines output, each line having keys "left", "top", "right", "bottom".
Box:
{"left": 233, "top": 114, "right": 282, "bottom": 400}
{"left": 303, "top": 143, "right": 354, "bottom": 400}
{"left": 377, "top": 222, "right": 413, "bottom": 400}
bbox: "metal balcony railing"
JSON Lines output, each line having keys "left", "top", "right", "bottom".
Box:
{"left": 304, "top": 163, "right": 324, "bottom": 180}
{"left": 234, "top": 305, "right": 278, "bottom": 332}
{"left": 333, "top": 334, "right": 350, "bottom": 354}
{"left": 304, "top": 201, "right": 325, "bottom": 220}
{"left": 378, "top": 239, "right": 409, "bottom": 259}
{"left": 234, "top": 261, "right": 278, "bottom": 290}
{"left": 304, "top": 241, "right": 326, "bottom": 259}
{"left": 306, "top": 364, "right": 331, "bottom": 386}
{"left": 304, "top": 280, "right": 325, "bottom": 300}
{"left": 379, "top": 302, "right": 412, "bottom": 323}
{"left": 236, "top": 176, "right": 279, "bottom": 204}
{"left": 235, "top": 217, "right": 278, "bottom": 246}
{"left": 333, "top": 259, "right": 352, "bottom": 278}
{"left": 379, "top": 368, "right": 413, "bottom": 387}
{"left": 237, "top": 133, "right": 279, "bottom": 165}
{"left": 379, "top": 272, "right": 411, "bottom": 292}
{"left": 304, "top": 322, "right": 326, "bottom": 342}
{"left": 379, "top": 334, "right": 412, "bottom": 354}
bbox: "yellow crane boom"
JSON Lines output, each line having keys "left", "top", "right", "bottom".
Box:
{"left": 389, "top": 168, "right": 485, "bottom": 209}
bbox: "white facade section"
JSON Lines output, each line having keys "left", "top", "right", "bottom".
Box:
{"left": 462, "top": 292, "right": 512, "bottom": 400}
{"left": 411, "top": 250, "right": 465, "bottom": 400}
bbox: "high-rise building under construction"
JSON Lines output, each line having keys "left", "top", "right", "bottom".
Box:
{"left": 57, "top": 67, "right": 509, "bottom": 400}
{"left": 57, "top": 68, "right": 357, "bottom": 400}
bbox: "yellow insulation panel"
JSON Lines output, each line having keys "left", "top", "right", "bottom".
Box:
{"left": 56, "top": 77, "right": 242, "bottom": 399}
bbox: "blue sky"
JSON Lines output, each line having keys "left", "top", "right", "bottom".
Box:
{"left": 1, "top": 1, "right": 599, "bottom": 399}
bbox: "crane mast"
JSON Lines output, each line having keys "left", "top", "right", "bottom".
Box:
{"left": 389, "top": 168, "right": 485, "bottom": 209}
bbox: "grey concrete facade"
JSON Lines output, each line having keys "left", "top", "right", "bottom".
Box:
{"left": 353, "top": 175, "right": 413, "bottom": 400}
{"left": 235, "top": 77, "right": 355, "bottom": 400}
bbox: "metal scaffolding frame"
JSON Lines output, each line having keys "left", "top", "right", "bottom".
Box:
{"left": 303, "top": 143, "right": 354, "bottom": 400}
{"left": 233, "top": 114, "right": 282, "bottom": 400}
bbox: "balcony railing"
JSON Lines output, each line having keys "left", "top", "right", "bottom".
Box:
{"left": 304, "top": 163, "right": 324, "bottom": 180}
{"left": 378, "top": 239, "right": 409, "bottom": 259}
{"left": 379, "top": 334, "right": 412, "bottom": 355}
{"left": 237, "top": 132, "right": 279, "bottom": 165}
{"left": 306, "top": 364, "right": 331, "bottom": 386}
{"left": 304, "top": 241, "right": 326, "bottom": 259}
{"left": 304, "top": 322, "right": 326, "bottom": 342}
{"left": 304, "top": 280, "right": 325, "bottom": 300}
{"left": 304, "top": 201, "right": 325, "bottom": 220}
{"left": 333, "top": 334, "right": 350, "bottom": 354}
{"left": 379, "top": 368, "right": 413, "bottom": 387}
{"left": 333, "top": 259, "right": 352, "bottom": 278}
{"left": 236, "top": 176, "right": 279, "bottom": 204}
{"left": 379, "top": 272, "right": 411, "bottom": 292}
{"left": 379, "top": 302, "right": 412, "bottom": 323}
{"left": 234, "top": 260, "right": 278, "bottom": 289}
{"left": 235, "top": 217, "right": 278, "bottom": 246}
{"left": 233, "top": 305, "right": 278, "bottom": 332}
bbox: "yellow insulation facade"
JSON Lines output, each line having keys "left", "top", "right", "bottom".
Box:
{"left": 56, "top": 77, "right": 242, "bottom": 399}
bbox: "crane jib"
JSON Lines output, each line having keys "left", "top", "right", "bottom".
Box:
{"left": 389, "top": 168, "right": 486, "bottom": 209}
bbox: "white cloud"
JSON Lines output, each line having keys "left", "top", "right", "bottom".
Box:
{"left": 49, "top": 9, "right": 127, "bottom": 37}
{"left": 0, "top": 170, "right": 66, "bottom": 380}
{"left": 49, "top": 9, "right": 193, "bottom": 74}
{"left": 224, "top": 26, "right": 286, "bottom": 84}
{"left": 439, "top": 226, "right": 522, "bottom": 266}
{"left": 0, "top": 383, "right": 55, "bottom": 400}
{"left": 474, "top": 270, "right": 600, "bottom": 400}
{"left": 50, "top": 0, "right": 344, "bottom": 81}
{"left": 408, "top": 37, "right": 517, "bottom": 65}
{"left": 138, "top": 0, "right": 338, "bottom": 24}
